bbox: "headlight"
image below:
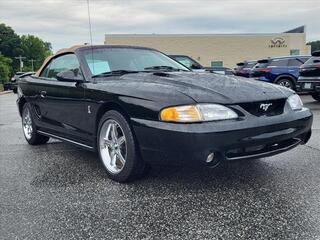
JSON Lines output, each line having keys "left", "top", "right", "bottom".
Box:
{"left": 287, "top": 94, "right": 303, "bottom": 111}
{"left": 160, "top": 104, "right": 238, "bottom": 122}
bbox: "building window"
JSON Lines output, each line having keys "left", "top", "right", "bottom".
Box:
{"left": 211, "top": 61, "right": 223, "bottom": 67}
{"left": 290, "top": 49, "right": 300, "bottom": 56}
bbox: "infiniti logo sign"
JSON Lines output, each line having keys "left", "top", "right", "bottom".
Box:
{"left": 260, "top": 103, "right": 273, "bottom": 111}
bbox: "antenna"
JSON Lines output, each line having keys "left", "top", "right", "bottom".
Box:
{"left": 86, "top": 0, "right": 93, "bottom": 46}
{"left": 86, "top": 0, "right": 95, "bottom": 77}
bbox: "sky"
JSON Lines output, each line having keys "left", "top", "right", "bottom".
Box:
{"left": 0, "top": 0, "right": 319, "bottom": 52}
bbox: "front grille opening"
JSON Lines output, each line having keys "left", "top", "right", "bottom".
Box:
{"left": 226, "top": 138, "right": 300, "bottom": 159}
{"left": 240, "top": 99, "right": 286, "bottom": 117}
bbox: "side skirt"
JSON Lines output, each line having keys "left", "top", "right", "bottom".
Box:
{"left": 37, "top": 130, "right": 95, "bottom": 151}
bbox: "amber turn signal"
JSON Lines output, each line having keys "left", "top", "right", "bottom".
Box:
{"left": 160, "top": 105, "right": 201, "bottom": 122}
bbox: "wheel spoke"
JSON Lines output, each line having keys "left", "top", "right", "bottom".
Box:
{"left": 117, "top": 136, "right": 125, "bottom": 146}
{"left": 111, "top": 123, "right": 117, "bottom": 141}
{"left": 117, "top": 151, "right": 125, "bottom": 165}
{"left": 110, "top": 152, "right": 117, "bottom": 166}
{"left": 105, "top": 123, "right": 112, "bottom": 140}
{"left": 103, "top": 138, "right": 112, "bottom": 148}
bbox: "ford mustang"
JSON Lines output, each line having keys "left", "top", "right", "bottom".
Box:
{"left": 17, "top": 45, "right": 313, "bottom": 182}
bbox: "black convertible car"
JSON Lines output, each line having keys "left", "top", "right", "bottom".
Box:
{"left": 17, "top": 45, "right": 312, "bottom": 182}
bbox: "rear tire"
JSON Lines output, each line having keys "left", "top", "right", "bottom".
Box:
{"left": 311, "top": 93, "right": 320, "bottom": 101}
{"left": 22, "top": 103, "right": 50, "bottom": 145}
{"left": 276, "top": 78, "right": 294, "bottom": 90}
{"left": 97, "top": 110, "right": 147, "bottom": 182}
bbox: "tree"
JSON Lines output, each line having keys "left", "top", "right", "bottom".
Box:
{"left": 0, "top": 54, "right": 12, "bottom": 84}
{"left": 20, "top": 34, "right": 52, "bottom": 71}
{"left": 0, "top": 23, "right": 22, "bottom": 57}
{"left": 307, "top": 40, "right": 320, "bottom": 53}
{"left": 0, "top": 23, "right": 23, "bottom": 73}
{"left": 0, "top": 23, "right": 53, "bottom": 80}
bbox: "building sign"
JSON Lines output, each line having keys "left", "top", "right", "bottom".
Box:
{"left": 269, "top": 37, "right": 287, "bottom": 48}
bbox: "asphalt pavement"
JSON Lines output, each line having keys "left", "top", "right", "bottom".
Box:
{"left": 1, "top": 93, "right": 320, "bottom": 240}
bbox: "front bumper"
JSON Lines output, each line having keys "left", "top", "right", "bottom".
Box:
{"left": 296, "top": 77, "right": 320, "bottom": 93}
{"left": 131, "top": 108, "right": 312, "bottom": 166}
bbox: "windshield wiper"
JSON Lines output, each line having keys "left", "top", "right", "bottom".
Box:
{"left": 144, "top": 66, "right": 188, "bottom": 72}
{"left": 92, "top": 70, "right": 139, "bottom": 78}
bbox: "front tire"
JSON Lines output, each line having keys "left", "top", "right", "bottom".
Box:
{"left": 22, "top": 103, "right": 49, "bottom": 145}
{"left": 312, "top": 93, "right": 320, "bottom": 102}
{"left": 97, "top": 110, "right": 146, "bottom": 182}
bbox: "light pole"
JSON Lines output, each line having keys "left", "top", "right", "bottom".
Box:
{"left": 29, "top": 59, "right": 37, "bottom": 72}
{"left": 14, "top": 56, "right": 26, "bottom": 72}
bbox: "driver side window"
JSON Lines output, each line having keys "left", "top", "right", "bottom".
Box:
{"left": 40, "top": 54, "right": 82, "bottom": 80}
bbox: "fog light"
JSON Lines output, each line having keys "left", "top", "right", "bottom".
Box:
{"left": 206, "top": 152, "right": 215, "bottom": 163}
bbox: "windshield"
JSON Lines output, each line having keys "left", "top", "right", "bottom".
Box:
{"left": 82, "top": 48, "right": 190, "bottom": 76}
{"left": 254, "top": 60, "right": 270, "bottom": 69}
{"left": 303, "top": 56, "right": 320, "bottom": 66}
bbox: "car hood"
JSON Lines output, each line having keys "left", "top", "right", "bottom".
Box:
{"left": 96, "top": 72, "right": 293, "bottom": 104}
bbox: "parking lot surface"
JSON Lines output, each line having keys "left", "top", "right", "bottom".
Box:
{"left": 1, "top": 93, "right": 320, "bottom": 240}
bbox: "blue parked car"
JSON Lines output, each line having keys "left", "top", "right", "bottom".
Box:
{"left": 252, "top": 56, "right": 310, "bottom": 90}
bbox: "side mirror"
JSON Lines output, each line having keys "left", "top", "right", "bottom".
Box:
{"left": 56, "top": 70, "right": 83, "bottom": 83}
{"left": 191, "top": 64, "right": 202, "bottom": 70}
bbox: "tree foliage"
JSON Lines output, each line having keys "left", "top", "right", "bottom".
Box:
{"left": 0, "top": 23, "right": 22, "bottom": 57}
{"left": 20, "top": 35, "right": 52, "bottom": 71}
{"left": 0, "top": 22, "right": 52, "bottom": 82}
{"left": 0, "top": 54, "right": 12, "bottom": 84}
{"left": 0, "top": 23, "right": 23, "bottom": 74}
{"left": 307, "top": 40, "right": 320, "bottom": 53}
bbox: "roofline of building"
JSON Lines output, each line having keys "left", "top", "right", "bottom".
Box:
{"left": 105, "top": 27, "right": 306, "bottom": 38}
{"left": 105, "top": 32, "right": 305, "bottom": 38}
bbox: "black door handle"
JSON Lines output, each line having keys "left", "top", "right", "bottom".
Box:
{"left": 40, "top": 90, "right": 47, "bottom": 98}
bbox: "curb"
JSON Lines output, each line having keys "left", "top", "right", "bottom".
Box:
{"left": 0, "top": 91, "right": 13, "bottom": 96}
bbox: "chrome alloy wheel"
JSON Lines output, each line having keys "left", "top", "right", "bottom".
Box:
{"left": 99, "top": 119, "right": 127, "bottom": 174}
{"left": 279, "top": 80, "right": 293, "bottom": 89}
{"left": 22, "top": 108, "right": 33, "bottom": 140}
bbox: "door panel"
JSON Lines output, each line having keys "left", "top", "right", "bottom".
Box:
{"left": 31, "top": 53, "right": 92, "bottom": 145}
{"left": 29, "top": 77, "right": 89, "bottom": 143}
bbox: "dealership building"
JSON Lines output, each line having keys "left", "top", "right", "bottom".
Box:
{"left": 104, "top": 26, "right": 311, "bottom": 68}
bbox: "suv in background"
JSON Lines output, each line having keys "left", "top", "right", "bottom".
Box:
{"left": 169, "top": 55, "right": 233, "bottom": 75}
{"left": 297, "top": 51, "right": 320, "bottom": 101}
{"left": 234, "top": 60, "right": 257, "bottom": 78}
{"left": 252, "top": 56, "right": 310, "bottom": 90}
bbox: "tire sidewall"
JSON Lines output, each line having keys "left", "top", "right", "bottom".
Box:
{"left": 97, "top": 110, "right": 138, "bottom": 182}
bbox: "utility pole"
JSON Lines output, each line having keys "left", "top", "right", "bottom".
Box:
{"left": 29, "top": 59, "right": 37, "bottom": 72}
{"left": 14, "top": 56, "right": 26, "bottom": 72}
